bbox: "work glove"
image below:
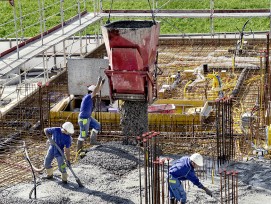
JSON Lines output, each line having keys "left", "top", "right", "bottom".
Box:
{"left": 202, "top": 186, "right": 212, "bottom": 197}
{"left": 46, "top": 139, "right": 50, "bottom": 148}
{"left": 66, "top": 160, "right": 71, "bottom": 167}
{"left": 204, "top": 187, "right": 213, "bottom": 197}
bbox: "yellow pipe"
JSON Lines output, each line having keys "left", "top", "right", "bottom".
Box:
{"left": 183, "top": 80, "right": 192, "bottom": 98}
{"left": 154, "top": 99, "right": 204, "bottom": 106}
{"left": 206, "top": 73, "right": 223, "bottom": 93}
{"left": 268, "top": 125, "right": 271, "bottom": 147}
{"left": 232, "top": 54, "right": 235, "bottom": 74}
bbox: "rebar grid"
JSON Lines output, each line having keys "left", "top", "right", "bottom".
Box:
{"left": 0, "top": 38, "right": 269, "bottom": 194}
{"left": 0, "top": 71, "right": 69, "bottom": 189}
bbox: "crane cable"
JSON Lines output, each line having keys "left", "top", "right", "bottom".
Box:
{"left": 107, "top": 0, "right": 156, "bottom": 24}
{"left": 106, "top": 0, "right": 114, "bottom": 24}
{"left": 147, "top": 0, "right": 156, "bottom": 24}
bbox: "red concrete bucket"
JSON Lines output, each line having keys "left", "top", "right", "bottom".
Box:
{"left": 102, "top": 20, "right": 160, "bottom": 103}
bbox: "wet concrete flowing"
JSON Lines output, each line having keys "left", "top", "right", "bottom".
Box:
{"left": 120, "top": 101, "right": 148, "bottom": 143}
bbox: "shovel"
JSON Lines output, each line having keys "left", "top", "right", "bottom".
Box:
{"left": 48, "top": 137, "right": 84, "bottom": 187}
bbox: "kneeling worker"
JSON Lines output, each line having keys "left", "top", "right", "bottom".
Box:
{"left": 168, "top": 153, "right": 213, "bottom": 204}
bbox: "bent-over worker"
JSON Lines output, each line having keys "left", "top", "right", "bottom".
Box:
{"left": 43, "top": 121, "right": 74, "bottom": 184}
{"left": 168, "top": 153, "right": 212, "bottom": 204}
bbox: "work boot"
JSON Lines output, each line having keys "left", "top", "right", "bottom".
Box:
{"left": 90, "top": 129, "right": 99, "bottom": 145}
{"left": 76, "top": 140, "right": 84, "bottom": 154}
{"left": 77, "top": 140, "right": 87, "bottom": 158}
{"left": 79, "top": 151, "right": 86, "bottom": 159}
{"left": 42, "top": 168, "right": 53, "bottom": 179}
{"left": 61, "top": 172, "right": 68, "bottom": 184}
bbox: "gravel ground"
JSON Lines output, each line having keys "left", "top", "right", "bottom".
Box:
{"left": 0, "top": 142, "right": 271, "bottom": 204}
{"left": 79, "top": 142, "right": 143, "bottom": 176}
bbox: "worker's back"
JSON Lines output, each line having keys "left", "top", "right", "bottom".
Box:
{"left": 79, "top": 94, "right": 93, "bottom": 118}
{"left": 169, "top": 156, "right": 191, "bottom": 179}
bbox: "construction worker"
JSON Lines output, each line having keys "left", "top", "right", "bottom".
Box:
{"left": 43, "top": 121, "right": 74, "bottom": 184}
{"left": 175, "top": 71, "right": 181, "bottom": 84}
{"left": 168, "top": 153, "right": 212, "bottom": 204}
{"left": 76, "top": 76, "right": 105, "bottom": 156}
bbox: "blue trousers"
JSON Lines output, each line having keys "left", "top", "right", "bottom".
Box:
{"left": 169, "top": 175, "right": 187, "bottom": 203}
{"left": 78, "top": 116, "right": 100, "bottom": 141}
{"left": 44, "top": 149, "right": 66, "bottom": 173}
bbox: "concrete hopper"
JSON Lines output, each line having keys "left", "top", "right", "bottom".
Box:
{"left": 102, "top": 20, "right": 160, "bottom": 103}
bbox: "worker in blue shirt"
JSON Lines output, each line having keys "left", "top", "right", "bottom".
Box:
{"left": 175, "top": 71, "right": 181, "bottom": 84}
{"left": 76, "top": 76, "right": 105, "bottom": 156}
{"left": 43, "top": 122, "right": 74, "bottom": 184}
{"left": 168, "top": 153, "right": 212, "bottom": 204}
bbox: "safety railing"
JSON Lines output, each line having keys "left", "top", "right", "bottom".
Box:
{"left": 0, "top": 0, "right": 92, "bottom": 39}
{"left": 1, "top": 0, "right": 271, "bottom": 41}
{"left": 0, "top": 0, "right": 104, "bottom": 115}
{"left": 0, "top": 34, "right": 101, "bottom": 115}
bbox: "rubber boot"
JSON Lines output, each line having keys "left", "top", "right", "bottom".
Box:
{"left": 42, "top": 168, "right": 53, "bottom": 179}
{"left": 76, "top": 140, "right": 84, "bottom": 154}
{"left": 62, "top": 172, "right": 68, "bottom": 184}
{"left": 77, "top": 140, "right": 87, "bottom": 158}
{"left": 90, "top": 129, "right": 99, "bottom": 145}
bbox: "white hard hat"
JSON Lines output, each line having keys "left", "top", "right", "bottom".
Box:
{"left": 190, "top": 153, "right": 203, "bottom": 167}
{"left": 62, "top": 122, "right": 74, "bottom": 134}
{"left": 88, "top": 85, "right": 96, "bottom": 92}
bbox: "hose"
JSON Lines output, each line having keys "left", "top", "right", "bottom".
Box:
{"left": 23, "top": 141, "right": 38, "bottom": 199}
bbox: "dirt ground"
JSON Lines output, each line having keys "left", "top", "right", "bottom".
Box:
{"left": 0, "top": 142, "right": 271, "bottom": 204}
